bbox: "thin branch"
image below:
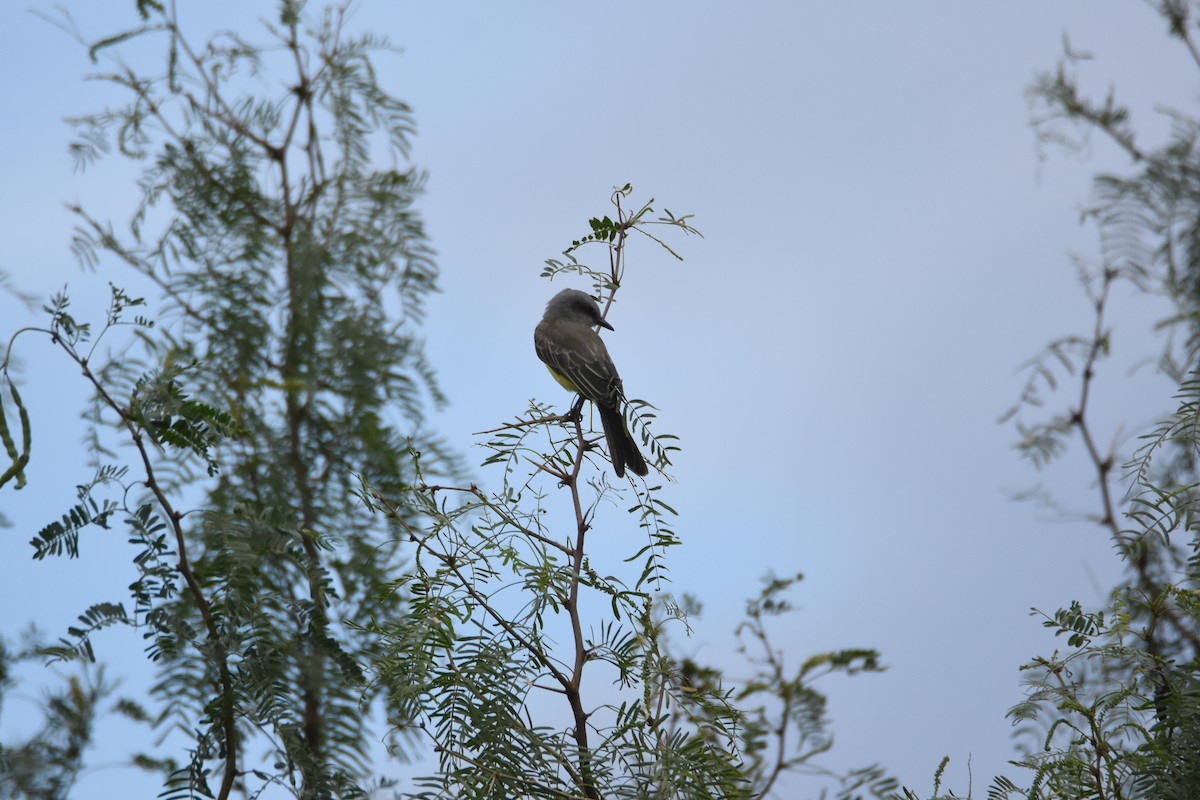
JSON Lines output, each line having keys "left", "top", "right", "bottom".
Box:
{"left": 59, "top": 336, "right": 239, "bottom": 800}
{"left": 1071, "top": 268, "right": 1200, "bottom": 657}
{"left": 473, "top": 412, "right": 573, "bottom": 436}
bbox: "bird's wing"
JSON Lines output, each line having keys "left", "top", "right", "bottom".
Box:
{"left": 535, "top": 320, "right": 622, "bottom": 408}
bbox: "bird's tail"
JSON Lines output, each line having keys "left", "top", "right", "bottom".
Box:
{"left": 599, "top": 405, "right": 648, "bottom": 478}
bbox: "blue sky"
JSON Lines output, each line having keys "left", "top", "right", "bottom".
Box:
{"left": 1, "top": 1, "right": 1194, "bottom": 797}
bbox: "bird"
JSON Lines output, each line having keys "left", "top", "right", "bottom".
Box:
{"left": 534, "top": 289, "right": 649, "bottom": 478}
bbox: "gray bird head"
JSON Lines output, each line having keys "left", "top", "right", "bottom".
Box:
{"left": 543, "top": 288, "right": 614, "bottom": 330}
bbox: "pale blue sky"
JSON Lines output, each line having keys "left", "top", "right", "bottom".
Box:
{"left": 0, "top": 2, "right": 1193, "bottom": 797}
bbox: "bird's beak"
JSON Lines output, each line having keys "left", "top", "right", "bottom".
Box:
{"left": 597, "top": 318, "right": 615, "bottom": 331}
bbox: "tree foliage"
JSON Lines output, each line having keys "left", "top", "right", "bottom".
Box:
{"left": 945, "top": 2, "right": 1200, "bottom": 798}
{"left": 4, "top": 0, "right": 452, "bottom": 796}
{"left": 0, "top": 4, "right": 887, "bottom": 799}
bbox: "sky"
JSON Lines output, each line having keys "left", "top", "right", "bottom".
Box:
{"left": 1, "top": 1, "right": 1196, "bottom": 797}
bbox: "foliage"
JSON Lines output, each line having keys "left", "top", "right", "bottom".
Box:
{"left": 893, "top": 4, "right": 1200, "bottom": 799}
{"left": 3, "top": 1, "right": 452, "bottom": 796}
{"left": 968, "top": 2, "right": 1200, "bottom": 799}
{"left": 0, "top": 635, "right": 116, "bottom": 800}
{"left": 728, "top": 575, "right": 892, "bottom": 800}
{"left": 0, "top": 4, "right": 889, "bottom": 800}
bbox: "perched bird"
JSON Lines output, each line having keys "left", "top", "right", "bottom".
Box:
{"left": 534, "top": 289, "right": 649, "bottom": 478}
